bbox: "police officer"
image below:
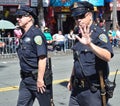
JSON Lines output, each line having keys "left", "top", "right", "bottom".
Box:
{"left": 67, "top": 1, "right": 114, "bottom": 106}
{"left": 15, "top": 6, "right": 51, "bottom": 106}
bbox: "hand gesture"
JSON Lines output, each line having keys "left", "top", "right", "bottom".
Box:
{"left": 75, "top": 23, "right": 92, "bottom": 45}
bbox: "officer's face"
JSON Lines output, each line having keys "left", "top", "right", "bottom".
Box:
{"left": 16, "top": 14, "right": 32, "bottom": 28}
{"left": 74, "top": 12, "right": 92, "bottom": 28}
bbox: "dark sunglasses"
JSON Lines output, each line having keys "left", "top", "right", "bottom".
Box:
{"left": 74, "top": 14, "right": 85, "bottom": 20}
{"left": 16, "top": 15, "right": 23, "bottom": 18}
{"left": 16, "top": 14, "right": 30, "bottom": 19}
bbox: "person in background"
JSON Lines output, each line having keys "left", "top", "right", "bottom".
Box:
{"left": 14, "top": 27, "right": 23, "bottom": 49}
{"left": 67, "top": 29, "right": 76, "bottom": 49}
{"left": 116, "top": 25, "right": 120, "bottom": 47}
{"left": 111, "top": 28, "right": 117, "bottom": 47}
{"left": 15, "top": 6, "right": 51, "bottom": 106}
{"left": 5, "top": 32, "right": 13, "bottom": 53}
{"left": 43, "top": 27, "right": 53, "bottom": 44}
{"left": 67, "top": 1, "right": 114, "bottom": 106}
{"left": 52, "top": 30, "right": 65, "bottom": 52}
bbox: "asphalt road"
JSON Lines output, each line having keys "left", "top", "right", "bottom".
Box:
{"left": 0, "top": 48, "right": 120, "bottom": 106}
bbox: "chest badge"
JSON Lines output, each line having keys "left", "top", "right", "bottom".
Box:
{"left": 34, "top": 35, "right": 42, "bottom": 45}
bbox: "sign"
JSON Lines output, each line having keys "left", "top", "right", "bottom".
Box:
{"left": 31, "top": 0, "right": 38, "bottom": 7}
{"left": 110, "top": 0, "right": 120, "bottom": 10}
{"left": 0, "top": 0, "right": 30, "bottom": 6}
{"left": 43, "top": 0, "right": 50, "bottom": 7}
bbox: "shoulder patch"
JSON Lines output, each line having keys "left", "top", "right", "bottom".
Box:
{"left": 99, "top": 34, "right": 108, "bottom": 43}
{"left": 34, "top": 35, "right": 42, "bottom": 45}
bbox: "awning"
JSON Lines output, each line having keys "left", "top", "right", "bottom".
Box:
{"left": 50, "top": 0, "right": 104, "bottom": 6}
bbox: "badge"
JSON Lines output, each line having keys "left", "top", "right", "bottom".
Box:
{"left": 34, "top": 36, "right": 42, "bottom": 45}
{"left": 24, "top": 37, "right": 31, "bottom": 42}
{"left": 73, "top": 2, "right": 78, "bottom": 8}
{"left": 99, "top": 34, "right": 108, "bottom": 43}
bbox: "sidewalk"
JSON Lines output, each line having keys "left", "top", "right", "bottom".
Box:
{"left": 0, "top": 49, "right": 73, "bottom": 62}
{"left": 0, "top": 47, "right": 119, "bottom": 61}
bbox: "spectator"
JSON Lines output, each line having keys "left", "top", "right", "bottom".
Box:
{"left": 43, "top": 27, "right": 53, "bottom": 44}
{"left": 52, "top": 30, "right": 65, "bottom": 51}
{"left": 116, "top": 25, "right": 120, "bottom": 47}
{"left": 5, "top": 32, "right": 13, "bottom": 53}
{"left": 111, "top": 28, "right": 117, "bottom": 47}
{"left": 14, "top": 27, "right": 23, "bottom": 50}
{"left": 67, "top": 29, "right": 75, "bottom": 49}
{"left": 0, "top": 40, "right": 5, "bottom": 54}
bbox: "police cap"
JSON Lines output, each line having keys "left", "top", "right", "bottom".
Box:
{"left": 15, "top": 5, "right": 37, "bottom": 19}
{"left": 70, "top": 1, "right": 94, "bottom": 17}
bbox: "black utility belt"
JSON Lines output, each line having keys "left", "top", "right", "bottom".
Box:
{"left": 20, "top": 70, "right": 38, "bottom": 79}
{"left": 72, "top": 76, "right": 100, "bottom": 91}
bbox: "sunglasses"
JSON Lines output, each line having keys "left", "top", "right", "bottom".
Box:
{"left": 16, "top": 14, "right": 30, "bottom": 19}
{"left": 74, "top": 14, "right": 85, "bottom": 20}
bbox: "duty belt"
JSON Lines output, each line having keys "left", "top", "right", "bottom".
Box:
{"left": 20, "top": 71, "right": 33, "bottom": 79}
{"left": 72, "top": 76, "right": 100, "bottom": 90}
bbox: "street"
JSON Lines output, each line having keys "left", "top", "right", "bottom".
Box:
{"left": 0, "top": 48, "right": 120, "bottom": 106}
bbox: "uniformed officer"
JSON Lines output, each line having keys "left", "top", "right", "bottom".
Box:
{"left": 67, "top": 1, "right": 114, "bottom": 106}
{"left": 15, "top": 6, "right": 51, "bottom": 106}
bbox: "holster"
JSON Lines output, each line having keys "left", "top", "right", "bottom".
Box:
{"left": 71, "top": 76, "right": 99, "bottom": 92}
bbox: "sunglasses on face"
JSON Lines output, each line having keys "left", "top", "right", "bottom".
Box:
{"left": 16, "top": 14, "right": 30, "bottom": 19}
{"left": 74, "top": 14, "right": 85, "bottom": 20}
{"left": 16, "top": 15, "right": 23, "bottom": 18}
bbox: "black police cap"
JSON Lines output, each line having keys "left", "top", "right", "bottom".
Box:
{"left": 15, "top": 5, "right": 37, "bottom": 18}
{"left": 70, "top": 1, "right": 94, "bottom": 17}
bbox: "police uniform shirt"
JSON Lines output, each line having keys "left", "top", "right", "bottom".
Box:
{"left": 72, "top": 24, "right": 114, "bottom": 79}
{"left": 17, "top": 25, "right": 47, "bottom": 72}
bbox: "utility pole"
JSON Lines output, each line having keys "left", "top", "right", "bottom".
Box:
{"left": 112, "top": 0, "right": 118, "bottom": 30}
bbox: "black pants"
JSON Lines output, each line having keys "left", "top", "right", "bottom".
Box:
{"left": 17, "top": 77, "right": 51, "bottom": 106}
{"left": 69, "top": 87, "right": 102, "bottom": 106}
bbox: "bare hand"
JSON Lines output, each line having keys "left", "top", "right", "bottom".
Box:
{"left": 75, "top": 24, "right": 92, "bottom": 45}
{"left": 37, "top": 80, "right": 46, "bottom": 93}
{"left": 67, "top": 81, "right": 72, "bottom": 91}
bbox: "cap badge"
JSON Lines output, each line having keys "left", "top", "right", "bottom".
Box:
{"left": 73, "top": 2, "right": 78, "bottom": 8}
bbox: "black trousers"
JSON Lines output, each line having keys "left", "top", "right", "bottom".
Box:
{"left": 17, "top": 77, "right": 51, "bottom": 106}
{"left": 69, "top": 88, "right": 102, "bottom": 106}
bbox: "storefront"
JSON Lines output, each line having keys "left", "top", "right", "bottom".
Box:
{"left": 48, "top": 0, "right": 106, "bottom": 34}
{"left": 0, "top": 0, "right": 38, "bottom": 36}
{"left": 0, "top": 0, "right": 38, "bottom": 24}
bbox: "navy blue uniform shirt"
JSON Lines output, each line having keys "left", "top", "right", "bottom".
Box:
{"left": 17, "top": 25, "right": 47, "bottom": 72}
{"left": 72, "top": 24, "right": 114, "bottom": 79}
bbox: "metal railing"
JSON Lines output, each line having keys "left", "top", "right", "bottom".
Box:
{"left": 0, "top": 37, "right": 74, "bottom": 59}
{"left": 0, "top": 37, "right": 18, "bottom": 58}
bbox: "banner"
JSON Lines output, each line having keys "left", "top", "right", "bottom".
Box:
{"left": 0, "top": 0, "right": 30, "bottom": 6}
